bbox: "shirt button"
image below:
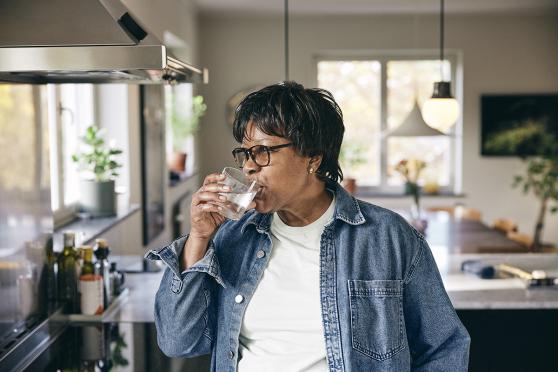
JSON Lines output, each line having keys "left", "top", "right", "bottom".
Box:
{"left": 228, "top": 350, "right": 234, "bottom": 359}
{"left": 235, "top": 295, "right": 244, "bottom": 304}
{"left": 256, "top": 250, "right": 265, "bottom": 259}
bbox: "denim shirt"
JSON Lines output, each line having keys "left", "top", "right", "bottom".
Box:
{"left": 146, "top": 182, "right": 470, "bottom": 372}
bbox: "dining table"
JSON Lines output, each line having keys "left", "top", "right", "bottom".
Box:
{"left": 400, "top": 210, "right": 529, "bottom": 254}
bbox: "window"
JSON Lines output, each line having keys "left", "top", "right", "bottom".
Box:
{"left": 165, "top": 83, "right": 197, "bottom": 176}
{"left": 317, "top": 53, "right": 461, "bottom": 194}
{"left": 0, "top": 85, "right": 49, "bottom": 197}
{"left": 48, "top": 84, "right": 96, "bottom": 225}
{"left": 47, "top": 84, "right": 131, "bottom": 227}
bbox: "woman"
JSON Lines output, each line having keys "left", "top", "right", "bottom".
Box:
{"left": 147, "top": 82, "right": 470, "bottom": 371}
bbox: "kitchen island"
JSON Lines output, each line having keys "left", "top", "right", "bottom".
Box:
{"left": 115, "top": 251, "right": 558, "bottom": 372}
{"left": 19, "top": 249, "right": 558, "bottom": 372}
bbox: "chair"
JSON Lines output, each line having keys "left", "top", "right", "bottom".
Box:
{"left": 492, "top": 218, "right": 518, "bottom": 234}
{"left": 506, "top": 232, "right": 558, "bottom": 252}
{"left": 454, "top": 206, "right": 482, "bottom": 221}
{"left": 506, "top": 231, "right": 534, "bottom": 248}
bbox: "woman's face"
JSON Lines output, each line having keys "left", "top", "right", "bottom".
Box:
{"left": 241, "top": 121, "right": 317, "bottom": 214}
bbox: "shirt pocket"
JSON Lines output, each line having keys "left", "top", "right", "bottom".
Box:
{"left": 348, "top": 279, "right": 405, "bottom": 361}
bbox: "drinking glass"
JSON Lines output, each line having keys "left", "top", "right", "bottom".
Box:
{"left": 217, "top": 167, "right": 258, "bottom": 220}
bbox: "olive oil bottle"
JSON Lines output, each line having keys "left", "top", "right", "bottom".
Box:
{"left": 58, "top": 232, "right": 78, "bottom": 313}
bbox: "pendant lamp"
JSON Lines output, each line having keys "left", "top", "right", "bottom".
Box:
{"left": 422, "top": 0, "right": 459, "bottom": 132}
{"left": 386, "top": 101, "right": 445, "bottom": 137}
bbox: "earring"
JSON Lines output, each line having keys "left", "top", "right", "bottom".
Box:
{"left": 309, "top": 168, "right": 314, "bottom": 174}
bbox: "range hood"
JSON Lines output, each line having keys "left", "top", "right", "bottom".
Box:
{"left": 0, "top": 0, "right": 208, "bottom": 84}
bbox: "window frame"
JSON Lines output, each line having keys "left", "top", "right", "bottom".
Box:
{"left": 313, "top": 50, "right": 463, "bottom": 195}
{"left": 48, "top": 84, "right": 98, "bottom": 228}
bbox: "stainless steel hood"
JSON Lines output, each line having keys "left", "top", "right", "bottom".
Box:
{"left": 0, "top": 0, "right": 208, "bottom": 84}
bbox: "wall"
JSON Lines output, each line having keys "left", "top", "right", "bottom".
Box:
{"left": 122, "top": 0, "right": 198, "bottom": 64}
{"left": 197, "top": 12, "right": 558, "bottom": 244}
{"left": 99, "top": 0, "right": 200, "bottom": 255}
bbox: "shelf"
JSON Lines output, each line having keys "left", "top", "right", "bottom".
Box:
{"left": 53, "top": 204, "right": 140, "bottom": 250}
{"left": 52, "top": 288, "right": 129, "bottom": 323}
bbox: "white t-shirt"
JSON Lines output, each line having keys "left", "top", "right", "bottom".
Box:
{"left": 238, "top": 195, "right": 336, "bottom": 372}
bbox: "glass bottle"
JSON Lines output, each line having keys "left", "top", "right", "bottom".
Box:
{"left": 42, "top": 235, "right": 57, "bottom": 306}
{"left": 81, "top": 246, "right": 95, "bottom": 276}
{"left": 94, "top": 239, "right": 112, "bottom": 308}
{"left": 80, "top": 246, "right": 104, "bottom": 315}
{"left": 58, "top": 232, "right": 78, "bottom": 313}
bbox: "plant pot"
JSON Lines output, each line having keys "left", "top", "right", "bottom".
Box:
{"left": 79, "top": 179, "right": 116, "bottom": 217}
{"left": 168, "top": 151, "right": 187, "bottom": 173}
{"left": 342, "top": 178, "right": 357, "bottom": 195}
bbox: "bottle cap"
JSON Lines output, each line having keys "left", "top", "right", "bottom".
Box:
{"left": 94, "top": 239, "right": 110, "bottom": 259}
{"left": 95, "top": 238, "right": 108, "bottom": 248}
{"left": 63, "top": 231, "right": 76, "bottom": 248}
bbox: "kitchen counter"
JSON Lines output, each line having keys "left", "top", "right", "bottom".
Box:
{"left": 102, "top": 270, "right": 163, "bottom": 323}
{"left": 17, "top": 253, "right": 556, "bottom": 371}
{"left": 431, "top": 249, "right": 558, "bottom": 309}
{"left": 105, "top": 251, "right": 558, "bottom": 320}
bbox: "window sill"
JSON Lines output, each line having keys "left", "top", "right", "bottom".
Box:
{"left": 53, "top": 203, "right": 140, "bottom": 250}
{"left": 169, "top": 171, "right": 198, "bottom": 188}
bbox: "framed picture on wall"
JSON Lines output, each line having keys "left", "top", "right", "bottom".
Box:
{"left": 481, "top": 94, "right": 558, "bottom": 156}
{"left": 140, "top": 85, "right": 166, "bottom": 245}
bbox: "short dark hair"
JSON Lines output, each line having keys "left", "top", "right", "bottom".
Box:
{"left": 232, "top": 81, "right": 345, "bottom": 183}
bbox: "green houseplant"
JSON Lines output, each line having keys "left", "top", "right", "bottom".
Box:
{"left": 485, "top": 121, "right": 558, "bottom": 250}
{"left": 72, "top": 125, "right": 123, "bottom": 217}
{"left": 168, "top": 95, "right": 207, "bottom": 173}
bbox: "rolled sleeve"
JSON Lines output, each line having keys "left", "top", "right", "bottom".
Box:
{"left": 144, "top": 234, "right": 226, "bottom": 288}
{"left": 145, "top": 234, "right": 222, "bottom": 358}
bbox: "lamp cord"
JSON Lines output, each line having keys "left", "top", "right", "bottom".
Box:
{"left": 284, "top": 0, "right": 289, "bottom": 81}
{"left": 439, "top": 0, "right": 444, "bottom": 81}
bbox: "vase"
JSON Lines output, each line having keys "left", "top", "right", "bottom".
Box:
{"left": 404, "top": 182, "right": 420, "bottom": 212}
{"left": 168, "top": 151, "right": 187, "bottom": 173}
{"left": 79, "top": 179, "right": 116, "bottom": 217}
{"left": 405, "top": 181, "right": 427, "bottom": 233}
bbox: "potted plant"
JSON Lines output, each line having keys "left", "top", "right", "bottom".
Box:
{"left": 512, "top": 158, "right": 558, "bottom": 250}
{"left": 72, "top": 125, "right": 123, "bottom": 217}
{"left": 168, "top": 95, "right": 207, "bottom": 173}
{"left": 339, "top": 142, "right": 367, "bottom": 195}
{"left": 485, "top": 120, "right": 558, "bottom": 251}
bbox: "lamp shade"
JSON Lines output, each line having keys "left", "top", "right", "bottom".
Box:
{"left": 385, "top": 101, "right": 445, "bottom": 137}
{"left": 422, "top": 81, "right": 460, "bottom": 131}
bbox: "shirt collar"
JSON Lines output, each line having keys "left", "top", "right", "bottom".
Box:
{"left": 240, "top": 180, "right": 366, "bottom": 234}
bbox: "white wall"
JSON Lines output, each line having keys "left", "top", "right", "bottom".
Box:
{"left": 98, "top": 0, "right": 200, "bottom": 255}
{"left": 197, "top": 13, "right": 558, "bottom": 245}
{"left": 122, "top": 0, "right": 198, "bottom": 64}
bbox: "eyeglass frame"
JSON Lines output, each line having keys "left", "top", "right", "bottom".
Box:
{"left": 231, "top": 143, "right": 293, "bottom": 168}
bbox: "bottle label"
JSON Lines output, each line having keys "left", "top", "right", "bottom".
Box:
{"left": 79, "top": 274, "right": 104, "bottom": 315}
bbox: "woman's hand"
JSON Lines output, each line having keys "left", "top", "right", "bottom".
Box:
{"left": 190, "top": 173, "right": 230, "bottom": 240}
{"left": 189, "top": 172, "right": 257, "bottom": 240}
{"left": 182, "top": 172, "right": 256, "bottom": 270}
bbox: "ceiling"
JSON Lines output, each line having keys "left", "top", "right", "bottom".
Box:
{"left": 195, "top": 0, "right": 558, "bottom": 16}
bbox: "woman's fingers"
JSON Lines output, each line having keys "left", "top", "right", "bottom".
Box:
{"left": 194, "top": 191, "right": 227, "bottom": 206}
{"left": 202, "top": 172, "right": 225, "bottom": 186}
{"left": 200, "top": 183, "right": 231, "bottom": 193}
{"left": 199, "top": 202, "right": 223, "bottom": 213}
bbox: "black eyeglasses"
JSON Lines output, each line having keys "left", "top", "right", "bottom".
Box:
{"left": 232, "top": 143, "right": 293, "bottom": 168}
